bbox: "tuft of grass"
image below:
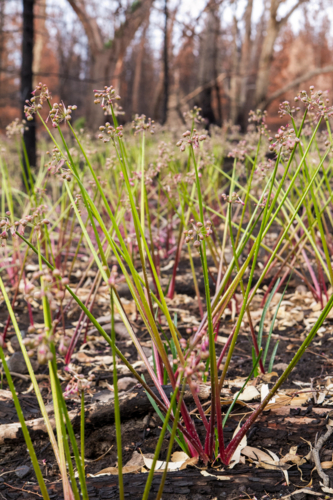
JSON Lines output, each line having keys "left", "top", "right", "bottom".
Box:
{"left": 0, "top": 84, "right": 333, "bottom": 497}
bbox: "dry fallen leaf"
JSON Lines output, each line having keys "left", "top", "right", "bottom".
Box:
{"left": 216, "top": 336, "right": 229, "bottom": 345}
{"left": 261, "top": 383, "right": 275, "bottom": 404}
{"left": 90, "top": 464, "right": 142, "bottom": 476}
{"left": 266, "top": 449, "right": 289, "bottom": 486}
{"left": 261, "top": 372, "right": 278, "bottom": 383}
{"left": 143, "top": 456, "right": 186, "bottom": 471}
{"left": 241, "top": 446, "right": 272, "bottom": 463}
{"left": 280, "top": 488, "right": 322, "bottom": 499}
{"left": 171, "top": 451, "right": 188, "bottom": 462}
{"left": 180, "top": 456, "right": 199, "bottom": 470}
{"left": 228, "top": 421, "right": 247, "bottom": 469}
{"left": 320, "top": 482, "right": 333, "bottom": 494}
{"left": 316, "top": 391, "right": 327, "bottom": 405}
{"left": 320, "top": 461, "right": 333, "bottom": 469}
{"left": 200, "top": 470, "right": 230, "bottom": 480}
{"left": 0, "top": 390, "right": 13, "bottom": 399}
{"left": 238, "top": 385, "right": 260, "bottom": 402}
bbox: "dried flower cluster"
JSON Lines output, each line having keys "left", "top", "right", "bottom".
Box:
{"left": 98, "top": 123, "right": 124, "bottom": 143}
{"left": 46, "top": 148, "right": 72, "bottom": 182}
{"left": 221, "top": 192, "right": 244, "bottom": 205}
{"left": 24, "top": 83, "right": 52, "bottom": 120}
{"left": 94, "top": 85, "right": 123, "bottom": 116}
{"left": 23, "top": 328, "right": 55, "bottom": 365}
{"left": 184, "top": 219, "right": 213, "bottom": 248}
{"left": 64, "top": 373, "right": 95, "bottom": 397}
{"left": 5, "top": 118, "right": 28, "bottom": 138}
{"left": 183, "top": 106, "right": 204, "bottom": 125}
{"left": 49, "top": 102, "right": 77, "bottom": 127}
{"left": 294, "top": 87, "right": 333, "bottom": 120}
{"left": 132, "top": 114, "right": 155, "bottom": 135}
{"left": 176, "top": 129, "right": 207, "bottom": 151}
{"left": 268, "top": 125, "right": 300, "bottom": 159}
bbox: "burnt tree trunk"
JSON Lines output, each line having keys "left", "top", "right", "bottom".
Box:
{"left": 132, "top": 22, "right": 148, "bottom": 115}
{"left": 197, "top": 1, "right": 220, "bottom": 126}
{"left": 68, "top": 0, "right": 153, "bottom": 130}
{"left": 21, "top": 0, "right": 36, "bottom": 171}
{"left": 161, "top": 0, "right": 169, "bottom": 125}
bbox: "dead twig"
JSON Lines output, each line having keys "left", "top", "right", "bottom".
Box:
{"left": 312, "top": 424, "right": 333, "bottom": 487}
{"left": 280, "top": 489, "right": 323, "bottom": 499}
{"left": 2, "top": 481, "right": 43, "bottom": 497}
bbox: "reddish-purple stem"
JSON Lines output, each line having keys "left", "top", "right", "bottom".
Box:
{"left": 167, "top": 225, "right": 183, "bottom": 299}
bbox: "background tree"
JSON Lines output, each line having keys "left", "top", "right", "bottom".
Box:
{"left": 67, "top": 0, "right": 154, "bottom": 129}
{"left": 21, "top": 0, "right": 36, "bottom": 170}
{"left": 196, "top": 0, "right": 221, "bottom": 125}
{"left": 1, "top": 0, "right": 333, "bottom": 133}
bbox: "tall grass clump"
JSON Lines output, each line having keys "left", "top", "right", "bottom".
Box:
{"left": 0, "top": 84, "right": 333, "bottom": 498}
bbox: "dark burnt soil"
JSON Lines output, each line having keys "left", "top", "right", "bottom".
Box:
{"left": 1, "top": 260, "right": 333, "bottom": 499}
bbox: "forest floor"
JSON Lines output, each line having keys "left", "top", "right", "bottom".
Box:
{"left": 1, "top": 255, "right": 333, "bottom": 500}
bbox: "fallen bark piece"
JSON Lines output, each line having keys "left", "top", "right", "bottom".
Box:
{"left": 0, "top": 384, "right": 209, "bottom": 444}
{"left": 4, "top": 466, "right": 325, "bottom": 499}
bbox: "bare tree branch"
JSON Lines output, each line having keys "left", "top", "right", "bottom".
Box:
{"left": 278, "top": 0, "right": 308, "bottom": 27}
{"left": 67, "top": 0, "right": 104, "bottom": 56}
{"left": 179, "top": 72, "right": 227, "bottom": 105}
{"left": 260, "top": 65, "right": 333, "bottom": 109}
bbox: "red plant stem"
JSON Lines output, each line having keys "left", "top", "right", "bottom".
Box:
{"left": 1, "top": 269, "right": 34, "bottom": 345}
{"left": 214, "top": 319, "right": 221, "bottom": 341}
{"left": 223, "top": 400, "right": 263, "bottom": 464}
{"left": 215, "top": 376, "right": 225, "bottom": 458}
{"left": 217, "top": 326, "right": 236, "bottom": 371}
{"left": 260, "top": 240, "right": 319, "bottom": 306}
{"left": 5, "top": 249, "right": 16, "bottom": 287}
{"left": 189, "top": 381, "right": 209, "bottom": 431}
{"left": 204, "top": 399, "right": 216, "bottom": 459}
{"left": 153, "top": 342, "right": 164, "bottom": 385}
{"left": 167, "top": 224, "right": 183, "bottom": 299}
{"left": 247, "top": 310, "right": 265, "bottom": 374}
{"left": 66, "top": 310, "right": 85, "bottom": 364}
{"left": 294, "top": 234, "right": 321, "bottom": 300}
{"left": 317, "top": 257, "right": 328, "bottom": 304}
{"left": 262, "top": 227, "right": 284, "bottom": 270}
{"left": 65, "top": 272, "right": 101, "bottom": 364}
{"left": 165, "top": 212, "right": 171, "bottom": 258}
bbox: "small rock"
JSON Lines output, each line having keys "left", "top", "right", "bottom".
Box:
{"left": 95, "top": 314, "right": 111, "bottom": 324}
{"left": 296, "top": 284, "right": 307, "bottom": 294}
{"left": 142, "top": 347, "right": 152, "bottom": 358}
{"left": 45, "top": 402, "right": 54, "bottom": 415}
{"left": 117, "top": 377, "right": 136, "bottom": 392}
{"left": 114, "top": 323, "right": 132, "bottom": 339}
{"left": 273, "top": 362, "right": 289, "bottom": 371}
{"left": 9, "top": 330, "right": 26, "bottom": 352}
{"left": 5, "top": 352, "right": 38, "bottom": 373}
{"left": 92, "top": 390, "right": 114, "bottom": 403}
{"left": 15, "top": 465, "right": 30, "bottom": 479}
{"left": 97, "top": 355, "right": 113, "bottom": 365}
{"left": 125, "top": 451, "right": 144, "bottom": 467}
{"left": 125, "top": 450, "right": 154, "bottom": 467}
{"left": 89, "top": 322, "right": 134, "bottom": 339}
{"left": 6, "top": 352, "right": 28, "bottom": 374}
{"left": 147, "top": 355, "right": 154, "bottom": 368}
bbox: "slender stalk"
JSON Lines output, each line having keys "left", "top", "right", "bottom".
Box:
{"left": 110, "top": 288, "right": 124, "bottom": 500}
{"left": 0, "top": 348, "right": 50, "bottom": 500}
